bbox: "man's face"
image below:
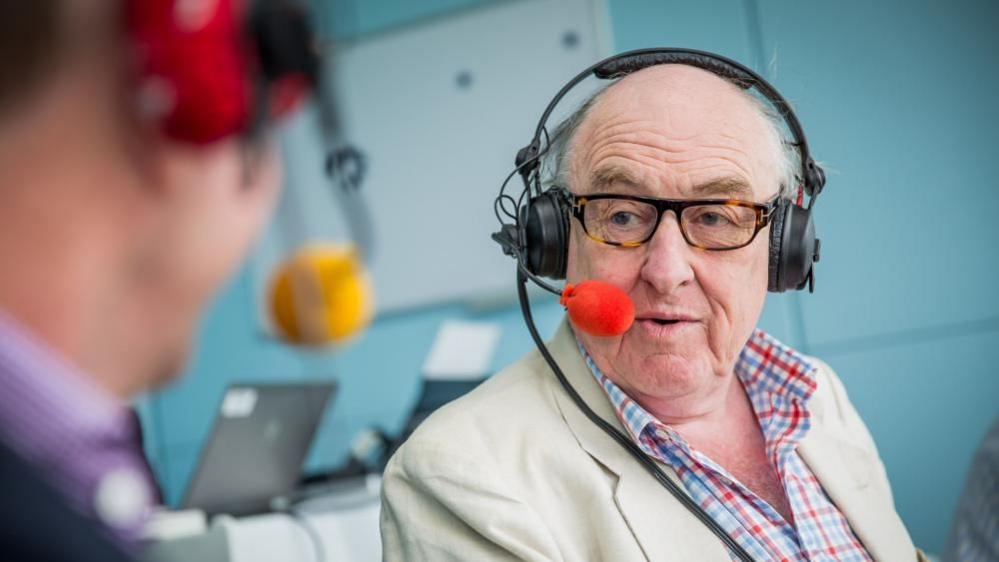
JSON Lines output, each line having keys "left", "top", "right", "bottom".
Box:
{"left": 565, "top": 65, "right": 780, "bottom": 414}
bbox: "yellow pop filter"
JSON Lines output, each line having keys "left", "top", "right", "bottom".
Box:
{"left": 268, "top": 243, "right": 374, "bottom": 346}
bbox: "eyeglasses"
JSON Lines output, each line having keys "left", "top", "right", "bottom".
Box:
{"left": 566, "top": 190, "right": 778, "bottom": 251}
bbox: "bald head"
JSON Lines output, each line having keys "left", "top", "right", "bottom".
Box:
{"left": 551, "top": 64, "right": 796, "bottom": 201}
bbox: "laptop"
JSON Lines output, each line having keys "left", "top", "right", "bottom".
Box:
{"left": 406, "top": 379, "right": 484, "bottom": 432}
{"left": 180, "top": 381, "right": 336, "bottom": 516}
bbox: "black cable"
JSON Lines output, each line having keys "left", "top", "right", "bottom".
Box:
{"left": 514, "top": 257, "right": 562, "bottom": 297}
{"left": 515, "top": 270, "right": 756, "bottom": 562}
{"left": 494, "top": 155, "right": 537, "bottom": 226}
{"left": 494, "top": 120, "right": 562, "bottom": 231}
{"left": 495, "top": 193, "right": 518, "bottom": 222}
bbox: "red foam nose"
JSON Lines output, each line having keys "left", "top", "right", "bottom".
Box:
{"left": 560, "top": 281, "right": 635, "bottom": 337}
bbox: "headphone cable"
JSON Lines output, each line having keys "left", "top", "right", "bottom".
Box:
{"left": 516, "top": 270, "right": 756, "bottom": 562}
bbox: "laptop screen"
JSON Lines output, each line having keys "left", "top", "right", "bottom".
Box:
{"left": 181, "top": 382, "right": 336, "bottom": 516}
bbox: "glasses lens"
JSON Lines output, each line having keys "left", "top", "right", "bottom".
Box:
{"left": 681, "top": 203, "right": 759, "bottom": 249}
{"left": 582, "top": 198, "right": 658, "bottom": 244}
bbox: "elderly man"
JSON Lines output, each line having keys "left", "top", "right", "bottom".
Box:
{"left": 381, "top": 55, "right": 923, "bottom": 561}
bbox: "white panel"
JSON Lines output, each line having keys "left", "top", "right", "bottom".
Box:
{"left": 256, "top": 0, "right": 611, "bottom": 316}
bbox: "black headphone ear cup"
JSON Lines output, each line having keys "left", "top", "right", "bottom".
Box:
{"left": 768, "top": 200, "right": 788, "bottom": 292}
{"left": 522, "top": 191, "right": 570, "bottom": 279}
{"left": 769, "top": 200, "right": 818, "bottom": 292}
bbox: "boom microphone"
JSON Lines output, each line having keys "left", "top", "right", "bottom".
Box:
{"left": 559, "top": 280, "right": 635, "bottom": 337}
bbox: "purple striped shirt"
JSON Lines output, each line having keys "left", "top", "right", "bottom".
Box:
{"left": 0, "top": 311, "right": 155, "bottom": 550}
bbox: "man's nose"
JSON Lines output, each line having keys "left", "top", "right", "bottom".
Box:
{"left": 638, "top": 212, "right": 695, "bottom": 295}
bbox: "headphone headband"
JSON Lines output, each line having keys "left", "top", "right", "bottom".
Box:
{"left": 497, "top": 47, "right": 823, "bottom": 293}
{"left": 517, "top": 47, "right": 825, "bottom": 199}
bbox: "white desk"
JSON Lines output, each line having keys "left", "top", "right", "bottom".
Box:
{"left": 146, "top": 475, "right": 382, "bottom": 562}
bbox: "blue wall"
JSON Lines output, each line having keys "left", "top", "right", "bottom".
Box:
{"left": 607, "top": 0, "right": 999, "bottom": 554}
{"left": 144, "top": 0, "right": 999, "bottom": 555}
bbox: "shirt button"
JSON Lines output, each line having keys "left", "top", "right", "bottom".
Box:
{"left": 94, "top": 467, "right": 151, "bottom": 529}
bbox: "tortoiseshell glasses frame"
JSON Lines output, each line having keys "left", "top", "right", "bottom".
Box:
{"left": 565, "top": 190, "right": 779, "bottom": 251}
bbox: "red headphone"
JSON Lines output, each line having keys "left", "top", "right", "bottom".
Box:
{"left": 125, "top": 0, "right": 318, "bottom": 144}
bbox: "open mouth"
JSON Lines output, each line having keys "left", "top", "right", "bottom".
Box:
{"left": 635, "top": 316, "right": 697, "bottom": 333}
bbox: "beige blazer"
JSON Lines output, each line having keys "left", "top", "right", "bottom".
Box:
{"left": 381, "top": 322, "right": 920, "bottom": 561}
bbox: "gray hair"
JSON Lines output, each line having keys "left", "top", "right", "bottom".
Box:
{"left": 541, "top": 80, "right": 800, "bottom": 201}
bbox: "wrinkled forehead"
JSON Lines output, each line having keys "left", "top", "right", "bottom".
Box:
{"left": 568, "top": 64, "right": 780, "bottom": 200}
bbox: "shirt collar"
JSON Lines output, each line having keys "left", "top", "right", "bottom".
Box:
{"left": 0, "top": 310, "right": 131, "bottom": 457}
{"left": 734, "top": 329, "right": 818, "bottom": 459}
{"left": 574, "top": 328, "right": 818, "bottom": 464}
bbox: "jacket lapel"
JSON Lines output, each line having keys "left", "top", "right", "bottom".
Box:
{"left": 797, "top": 395, "right": 914, "bottom": 561}
{"left": 545, "top": 322, "right": 731, "bottom": 562}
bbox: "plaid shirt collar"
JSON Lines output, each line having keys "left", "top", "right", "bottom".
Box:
{"left": 575, "top": 328, "right": 819, "bottom": 470}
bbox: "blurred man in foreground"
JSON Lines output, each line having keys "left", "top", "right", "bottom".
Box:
{"left": 0, "top": 1, "right": 314, "bottom": 559}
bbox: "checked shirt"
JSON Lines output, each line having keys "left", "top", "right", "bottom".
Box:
{"left": 577, "top": 328, "right": 872, "bottom": 562}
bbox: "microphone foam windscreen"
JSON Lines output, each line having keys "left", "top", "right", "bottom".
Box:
{"left": 269, "top": 244, "right": 374, "bottom": 346}
{"left": 560, "top": 280, "right": 635, "bottom": 337}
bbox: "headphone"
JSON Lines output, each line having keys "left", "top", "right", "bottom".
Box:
{"left": 125, "top": 0, "right": 319, "bottom": 144}
{"left": 126, "top": 0, "right": 375, "bottom": 346}
{"left": 495, "top": 47, "right": 823, "bottom": 293}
